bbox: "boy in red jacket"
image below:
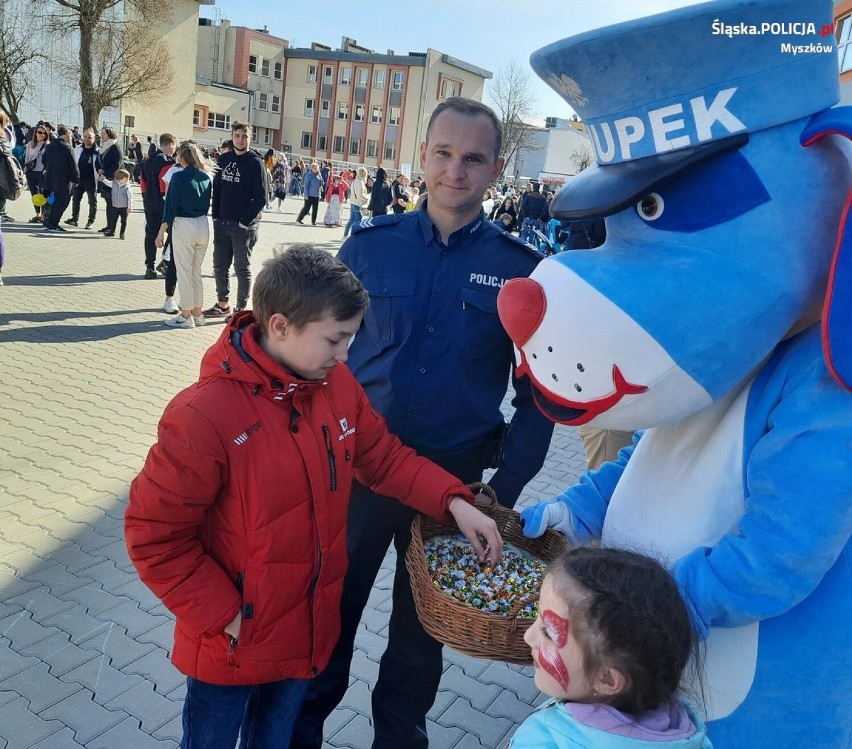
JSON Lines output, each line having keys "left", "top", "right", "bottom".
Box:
{"left": 125, "top": 244, "right": 501, "bottom": 749}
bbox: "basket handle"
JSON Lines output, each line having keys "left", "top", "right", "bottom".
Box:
{"left": 468, "top": 481, "right": 498, "bottom": 508}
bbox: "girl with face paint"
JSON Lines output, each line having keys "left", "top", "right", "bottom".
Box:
{"left": 511, "top": 548, "right": 711, "bottom": 749}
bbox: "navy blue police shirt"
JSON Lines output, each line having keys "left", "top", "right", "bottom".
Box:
{"left": 340, "top": 206, "right": 554, "bottom": 507}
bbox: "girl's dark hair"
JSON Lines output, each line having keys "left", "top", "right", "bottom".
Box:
{"left": 374, "top": 167, "right": 387, "bottom": 184}
{"left": 253, "top": 244, "right": 369, "bottom": 333}
{"left": 548, "top": 547, "right": 697, "bottom": 716}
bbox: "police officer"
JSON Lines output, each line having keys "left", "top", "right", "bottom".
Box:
{"left": 292, "top": 97, "right": 555, "bottom": 749}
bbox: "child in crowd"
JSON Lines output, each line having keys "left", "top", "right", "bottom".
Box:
{"left": 125, "top": 245, "right": 502, "bottom": 749}
{"left": 509, "top": 547, "right": 710, "bottom": 749}
{"left": 406, "top": 187, "right": 420, "bottom": 212}
{"left": 98, "top": 168, "right": 132, "bottom": 238}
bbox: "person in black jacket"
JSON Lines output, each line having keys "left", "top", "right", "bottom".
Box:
{"left": 367, "top": 168, "right": 392, "bottom": 216}
{"left": 66, "top": 128, "right": 98, "bottom": 228}
{"left": 140, "top": 132, "right": 177, "bottom": 280}
{"left": 203, "top": 119, "right": 266, "bottom": 319}
{"left": 518, "top": 181, "right": 549, "bottom": 224}
{"left": 95, "top": 127, "right": 123, "bottom": 234}
{"left": 42, "top": 125, "right": 79, "bottom": 231}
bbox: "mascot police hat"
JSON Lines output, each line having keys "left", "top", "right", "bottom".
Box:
{"left": 533, "top": 0, "right": 838, "bottom": 219}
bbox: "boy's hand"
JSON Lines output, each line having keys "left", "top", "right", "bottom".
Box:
{"left": 448, "top": 497, "right": 503, "bottom": 564}
{"left": 224, "top": 610, "right": 241, "bottom": 640}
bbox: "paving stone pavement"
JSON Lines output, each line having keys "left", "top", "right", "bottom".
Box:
{"left": 0, "top": 190, "right": 588, "bottom": 749}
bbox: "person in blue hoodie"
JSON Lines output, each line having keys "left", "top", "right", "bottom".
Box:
{"left": 509, "top": 547, "right": 711, "bottom": 749}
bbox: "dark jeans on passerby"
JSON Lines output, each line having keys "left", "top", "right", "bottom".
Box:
{"left": 296, "top": 196, "right": 319, "bottom": 225}
{"left": 291, "top": 448, "right": 485, "bottom": 749}
{"left": 180, "top": 675, "right": 308, "bottom": 749}
{"left": 107, "top": 207, "right": 128, "bottom": 236}
{"left": 71, "top": 181, "right": 98, "bottom": 224}
{"left": 100, "top": 188, "right": 116, "bottom": 231}
{"left": 47, "top": 186, "right": 72, "bottom": 228}
{"left": 145, "top": 207, "right": 164, "bottom": 271}
{"left": 212, "top": 219, "right": 258, "bottom": 310}
{"left": 26, "top": 171, "right": 45, "bottom": 217}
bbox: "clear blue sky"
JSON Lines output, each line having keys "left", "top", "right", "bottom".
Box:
{"left": 201, "top": 0, "right": 704, "bottom": 120}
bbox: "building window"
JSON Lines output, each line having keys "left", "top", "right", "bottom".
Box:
{"left": 307, "top": 64, "right": 317, "bottom": 83}
{"left": 263, "top": 128, "right": 270, "bottom": 145}
{"left": 333, "top": 135, "right": 345, "bottom": 153}
{"left": 383, "top": 141, "right": 396, "bottom": 160}
{"left": 340, "top": 66, "right": 352, "bottom": 85}
{"left": 366, "top": 139, "right": 378, "bottom": 157}
{"left": 192, "top": 108, "right": 201, "bottom": 126}
{"left": 248, "top": 55, "right": 258, "bottom": 74}
{"left": 838, "top": 14, "right": 852, "bottom": 73}
{"left": 439, "top": 75, "right": 461, "bottom": 100}
{"left": 271, "top": 95, "right": 280, "bottom": 113}
{"left": 357, "top": 68, "right": 368, "bottom": 87}
{"left": 301, "top": 131, "right": 313, "bottom": 149}
{"left": 317, "top": 134, "right": 327, "bottom": 151}
{"left": 350, "top": 137, "right": 361, "bottom": 156}
{"left": 304, "top": 98, "right": 315, "bottom": 117}
{"left": 370, "top": 106, "right": 382, "bottom": 124}
{"left": 274, "top": 61, "right": 282, "bottom": 80}
{"left": 320, "top": 100, "right": 331, "bottom": 118}
{"left": 207, "top": 112, "right": 231, "bottom": 130}
{"left": 323, "top": 65, "right": 333, "bottom": 84}
{"left": 354, "top": 104, "right": 365, "bottom": 122}
{"left": 337, "top": 102, "right": 348, "bottom": 120}
{"left": 391, "top": 71, "right": 404, "bottom": 90}
{"left": 261, "top": 58, "right": 270, "bottom": 77}
{"left": 373, "top": 69, "right": 386, "bottom": 89}
{"left": 258, "top": 92, "right": 268, "bottom": 111}
{"left": 388, "top": 106, "right": 400, "bottom": 126}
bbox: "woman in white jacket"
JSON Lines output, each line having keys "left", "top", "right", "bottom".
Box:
{"left": 343, "top": 166, "right": 369, "bottom": 238}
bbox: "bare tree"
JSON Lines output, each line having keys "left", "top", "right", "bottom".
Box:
{"left": 0, "top": 4, "right": 47, "bottom": 121}
{"left": 488, "top": 60, "right": 543, "bottom": 178}
{"left": 44, "top": 0, "right": 174, "bottom": 128}
{"left": 570, "top": 144, "right": 595, "bottom": 173}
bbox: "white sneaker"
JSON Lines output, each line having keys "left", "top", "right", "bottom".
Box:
{"left": 165, "top": 314, "right": 195, "bottom": 329}
{"left": 162, "top": 297, "right": 179, "bottom": 314}
{"left": 193, "top": 314, "right": 206, "bottom": 327}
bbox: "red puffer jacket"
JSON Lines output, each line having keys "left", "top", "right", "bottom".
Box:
{"left": 126, "top": 313, "right": 473, "bottom": 685}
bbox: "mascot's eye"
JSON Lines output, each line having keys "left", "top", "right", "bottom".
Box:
{"left": 637, "top": 192, "right": 664, "bottom": 221}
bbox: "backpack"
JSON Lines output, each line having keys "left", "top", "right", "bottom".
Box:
{"left": 0, "top": 144, "right": 26, "bottom": 200}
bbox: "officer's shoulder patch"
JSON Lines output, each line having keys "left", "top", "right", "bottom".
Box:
{"left": 351, "top": 213, "right": 405, "bottom": 235}
{"left": 490, "top": 222, "right": 546, "bottom": 260}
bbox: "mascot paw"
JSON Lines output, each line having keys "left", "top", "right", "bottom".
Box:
{"left": 521, "top": 500, "right": 577, "bottom": 541}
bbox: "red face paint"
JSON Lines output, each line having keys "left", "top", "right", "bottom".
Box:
{"left": 542, "top": 609, "right": 569, "bottom": 648}
{"left": 537, "top": 610, "right": 571, "bottom": 691}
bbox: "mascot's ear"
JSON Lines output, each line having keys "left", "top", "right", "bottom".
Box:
{"left": 801, "top": 107, "right": 852, "bottom": 392}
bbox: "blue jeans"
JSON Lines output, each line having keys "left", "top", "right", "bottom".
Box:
{"left": 212, "top": 219, "right": 259, "bottom": 310}
{"left": 343, "top": 205, "right": 362, "bottom": 238}
{"left": 181, "top": 676, "right": 309, "bottom": 749}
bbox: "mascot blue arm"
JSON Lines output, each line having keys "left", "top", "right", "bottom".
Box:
{"left": 672, "top": 330, "right": 852, "bottom": 636}
{"left": 521, "top": 435, "right": 638, "bottom": 541}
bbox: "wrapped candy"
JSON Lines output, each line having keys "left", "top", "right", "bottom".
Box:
{"left": 424, "top": 535, "right": 545, "bottom": 617}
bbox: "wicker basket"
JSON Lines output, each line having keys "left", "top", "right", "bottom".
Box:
{"left": 405, "top": 492, "right": 570, "bottom": 665}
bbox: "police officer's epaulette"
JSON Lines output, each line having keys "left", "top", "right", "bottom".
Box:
{"left": 492, "top": 224, "right": 546, "bottom": 260}
{"left": 350, "top": 212, "right": 405, "bottom": 235}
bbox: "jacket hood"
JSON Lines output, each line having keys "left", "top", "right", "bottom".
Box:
{"left": 200, "top": 311, "right": 326, "bottom": 400}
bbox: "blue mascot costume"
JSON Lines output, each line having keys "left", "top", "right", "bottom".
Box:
{"left": 497, "top": 0, "right": 852, "bottom": 746}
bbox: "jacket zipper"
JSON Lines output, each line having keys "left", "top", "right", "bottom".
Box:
{"left": 321, "top": 424, "right": 337, "bottom": 491}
